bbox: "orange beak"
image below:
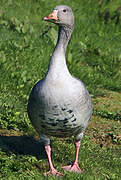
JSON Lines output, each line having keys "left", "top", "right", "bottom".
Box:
{"left": 43, "top": 10, "right": 58, "bottom": 22}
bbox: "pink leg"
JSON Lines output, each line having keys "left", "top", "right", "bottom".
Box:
{"left": 43, "top": 145, "right": 64, "bottom": 176}
{"left": 62, "top": 140, "right": 82, "bottom": 173}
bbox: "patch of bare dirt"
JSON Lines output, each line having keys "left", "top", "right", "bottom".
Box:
{"left": 87, "top": 115, "right": 121, "bottom": 148}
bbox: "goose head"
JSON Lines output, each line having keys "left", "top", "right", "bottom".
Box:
{"left": 44, "top": 5, "right": 74, "bottom": 28}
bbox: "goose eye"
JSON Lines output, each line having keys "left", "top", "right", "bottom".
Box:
{"left": 63, "top": 9, "right": 67, "bottom": 13}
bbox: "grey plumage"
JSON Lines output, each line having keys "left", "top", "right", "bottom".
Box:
{"left": 27, "top": 5, "right": 93, "bottom": 175}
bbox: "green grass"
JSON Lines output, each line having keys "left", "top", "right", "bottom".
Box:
{"left": 0, "top": 0, "right": 121, "bottom": 179}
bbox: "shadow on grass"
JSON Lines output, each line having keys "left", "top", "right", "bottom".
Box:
{"left": 0, "top": 135, "right": 46, "bottom": 160}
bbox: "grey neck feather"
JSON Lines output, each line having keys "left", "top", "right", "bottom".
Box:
{"left": 46, "top": 25, "right": 73, "bottom": 78}
{"left": 56, "top": 25, "right": 73, "bottom": 52}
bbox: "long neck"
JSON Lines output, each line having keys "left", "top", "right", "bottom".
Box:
{"left": 56, "top": 25, "right": 73, "bottom": 52}
{"left": 46, "top": 25, "right": 73, "bottom": 79}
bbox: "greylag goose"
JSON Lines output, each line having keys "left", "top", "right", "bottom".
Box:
{"left": 27, "top": 5, "right": 93, "bottom": 176}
